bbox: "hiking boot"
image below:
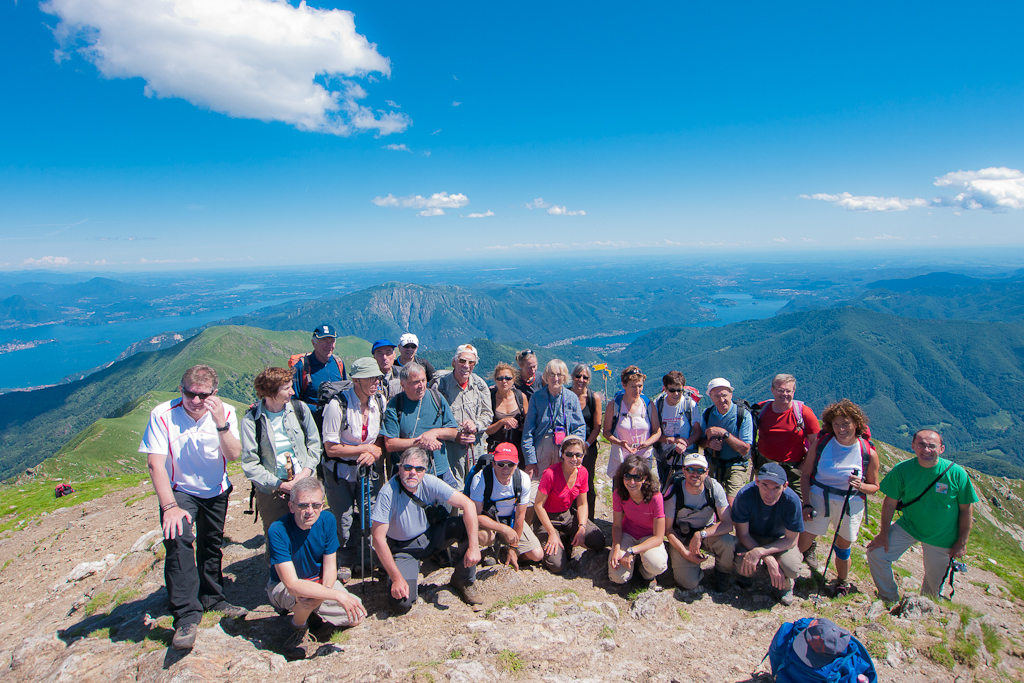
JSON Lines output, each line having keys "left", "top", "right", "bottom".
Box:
{"left": 451, "top": 577, "right": 483, "bottom": 605}
{"left": 832, "top": 580, "right": 852, "bottom": 598}
{"left": 283, "top": 624, "right": 317, "bottom": 660}
{"left": 171, "top": 622, "right": 198, "bottom": 650}
{"left": 212, "top": 602, "right": 248, "bottom": 619}
{"left": 710, "top": 570, "right": 732, "bottom": 593}
{"left": 779, "top": 588, "right": 796, "bottom": 606}
{"left": 337, "top": 566, "right": 352, "bottom": 583}
{"left": 735, "top": 573, "right": 753, "bottom": 589}
{"left": 803, "top": 540, "right": 820, "bottom": 571}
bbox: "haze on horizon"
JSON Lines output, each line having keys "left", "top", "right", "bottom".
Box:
{"left": 2, "top": 0, "right": 1023, "bottom": 272}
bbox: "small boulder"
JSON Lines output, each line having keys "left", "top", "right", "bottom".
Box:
{"left": 892, "top": 595, "right": 936, "bottom": 620}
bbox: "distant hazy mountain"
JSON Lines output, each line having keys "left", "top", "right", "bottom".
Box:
{"left": 612, "top": 306, "right": 1024, "bottom": 476}
{"left": 0, "top": 295, "right": 61, "bottom": 326}
{"left": 0, "top": 326, "right": 369, "bottom": 481}
{"left": 224, "top": 281, "right": 716, "bottom": 349}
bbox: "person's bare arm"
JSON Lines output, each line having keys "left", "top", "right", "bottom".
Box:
{"left": 147, "top": 452, "right": 191, "bottom": 539}
{"left": 866, "top": 496, "right": 898, "bottom": 553}
{"left": 276, "top": 556, "right": 366, "bottom": 624}
{"left": 951, "top": 504, "right": 973, "bottom": 558}
{"left": 206, "top": 397, "right": 242, "bottom": 461}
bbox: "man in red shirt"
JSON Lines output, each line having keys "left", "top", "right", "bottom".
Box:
{"left": 756, "top": 374, "right": 820, "bottom": 500}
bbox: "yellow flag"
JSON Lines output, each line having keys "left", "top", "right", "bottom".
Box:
{"left": 592, "top": 363, "right": 607, "bottom": 371}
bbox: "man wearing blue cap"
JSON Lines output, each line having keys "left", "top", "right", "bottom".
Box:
{"left": 731, "top": 461, "right": 805, "bottom": 605}
{"left": 372, "top": 339, "right": 403, "bottom": 404}
{"left": 293, "top": 324, "right": 347, "bottom": 429}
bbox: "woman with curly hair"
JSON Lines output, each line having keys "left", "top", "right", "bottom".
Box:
{"left": 608, "top": 454, "right": 668, "bottom": 585}
{"left": 798, "top": 399, "right": 880, "bottom": 595}
{"left": 602, "top": 365, "right": 661, "bottom": 478}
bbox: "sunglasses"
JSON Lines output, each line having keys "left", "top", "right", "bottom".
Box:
{"left": 181, "top": 388, "right": 213, "bottom": 401}
{"left": 517, "top": 349, "right": 534, "bottom": 361}
{"left": 623, "top": 472, "right": 645, "bottom": 482}
{"left": 563, "top": 451, "right": 585, "bottom": 459}
{"left": 456, "top": 358, "right": 477, "bottom": 366}
{"left": 401, "top": 464, "right": 427, "bottom": 473}
{"left": 685, "top": 467, "right": 707, "bottom": 475}
{"left": 294, "top": 502, "right": 324, "bottom": 511}
{"left": 402, "top": 344, "right": 417, "bottom": 349}
{"left": 495, "top": 375, "right": 514, "bottom": 382}
{"left": 494, "top": 461, "right": 517, "bottom": 469}
{"left": 666, "top": 387, "right": 684, "bottom": 394}
{"left": 573, "top": 374, "right": 590, "bottom": 380}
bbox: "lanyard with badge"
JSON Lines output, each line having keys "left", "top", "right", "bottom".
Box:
{"left": 547, "top": 392, "right": 566, "bottom": 445}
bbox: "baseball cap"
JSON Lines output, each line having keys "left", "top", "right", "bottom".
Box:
{"left": 312, "top": 324, "right": 337, "bottom": 339}
{"left": 371, "top": 339, "right": 397, "bottom": 353}
{"left": 756, "top": 461, "right": 787, "bottom": 485}
{"left": 493, "top": 443, "right": 519, "bottom": 463}
{"left": 349, "top": 357, "right": 384, "bottom": 379}
{"left": 400, "top": 333, "right": 419, "bottom": 347}
{"left": 793, "top": 618, "right": 852, "bottom": 668}
{"left": 707, "top": 377, "right": 733, "bottom": 393}
{"left": 683, "top": 453, "right": 708, "bottom": 469}
{"left": 455, "top": 343, "right": 479, "bottom": 361}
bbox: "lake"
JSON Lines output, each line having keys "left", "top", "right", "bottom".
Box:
{"left": 576, "top": 292, "right": 789, "bottom": 347}
{"left": 0, "top": 299, "right": 290, "bottom": 390}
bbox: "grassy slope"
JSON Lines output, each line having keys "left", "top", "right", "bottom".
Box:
{"left": 0, "top": 325, "right": 368, "bottom": 481}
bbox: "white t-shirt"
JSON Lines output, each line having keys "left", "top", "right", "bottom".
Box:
{"left": 469, "top": 468, "right": 531, "bottom": 520}
{"left": 664, "top": 477, "right": 728, "bottom": 531}
{"left": 322, "top": 388, "right": 382, "bottom": 483}
{"left": 265, "top": 408, "right": 296, "bottom": 479}
{"left": 139, "top": 398, "right": 238, "bottom": 499}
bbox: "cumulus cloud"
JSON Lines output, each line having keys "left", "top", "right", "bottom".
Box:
{"left": 42, "top": 0, "right": 410, "bottom": 137}
{"left": 23, "top": 256, "right": 71, "bottom": 266}
{"left": 801, "top": 192, "right": 930, "bottom": 212}
{"left": 547, "top": 205, "right": 586, "bottom": 216}
{"left": 464, "top": 210, "right": 494, "bottom": 218}
{"left": 417, "top": 208, "right": 445, "bottom": 217}
{"left": 525, "top": 197, "right": 550, "bottom": 209}
{"left": 372, "top": 192, "right": 469, "bottom": 210}
{"left": 384, "top": 143, "right": 410, "bottom": 152}
{"left": 933, "top": 167, "right": 1024, "bottom": 211}
{"left": 385, "top": 99, "right": 401, "bottom": 108}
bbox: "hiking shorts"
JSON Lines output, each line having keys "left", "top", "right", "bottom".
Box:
{"left": 267, "top": 579, "right": 360, "bottom": 627}
{"left": 803, "top": 488, "right": 865, "bottom": 543}
{"left": 481, "top": 523, "right": 542, "bottom": 555}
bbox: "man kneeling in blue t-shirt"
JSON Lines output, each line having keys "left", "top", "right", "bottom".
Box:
{"left": 267, "top": 477, "right": 366, "bottom": 659}
{"left": 732, "top": 462, "right": 805, "bottom": 606}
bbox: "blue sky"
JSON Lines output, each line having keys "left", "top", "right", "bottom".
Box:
{"left": 2, "top": 0, "right": 1024, "bottom": 270}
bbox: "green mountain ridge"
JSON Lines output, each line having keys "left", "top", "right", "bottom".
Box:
{"left": 0, "top": 326, "right": 369, "bottom": 481}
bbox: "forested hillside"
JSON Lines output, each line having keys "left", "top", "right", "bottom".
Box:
{"left": 612, "top": 306, "right": 1024, "bottom": 476}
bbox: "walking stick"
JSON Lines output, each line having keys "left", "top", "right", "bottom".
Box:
{"left": 819, "top": 468, "right": 859, "bottom": 592}
{"left": 358, "top": 465, "right": 374, "bottom": 594}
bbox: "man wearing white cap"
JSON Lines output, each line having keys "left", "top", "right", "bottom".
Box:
{"left": 432, "top": 343, "right": 493, "bottom": 489}
{"left": 395, "top": 333, "right": 436, "bottom": 383}
{"left": 699, "top": 377, "right": 753, "bottom": 503}
{"left": 663, "top": 452, "right": 736, "bottom": 592}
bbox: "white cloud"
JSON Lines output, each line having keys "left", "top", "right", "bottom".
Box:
{"left": 431, "top": 129, "right": 442, "bottom": 135}
{"left": 452, "top": 101, "right": 461, "bottom": 107}
{"left": 873, "top": 234, "right": 904, "bottom": 240}
{"left": 464, "top": 210, "right": 494, "bottom": 218}
{"left": 372, "top": 192, "right": 469, "bottom": 209}
{"left": 384, "top": 143, "right": 410, "bottom": 152}
{"left": 140, "top": 257, "right": 201, "bottom": 263}
{"left": 23, "top": 256, "right": 71, "bottom": 266}
{"left": 772, "top": 237, "right": 788, "bottom": 243}
{"left": 547, "top": 205, "right": 586, "bottom": 216}
{"left": 423, "top": 151, "right": 431, "bottom": 157}
{"left": 417, "top": 208, "right": 445, "bottom": 217}
{"left": 385, "top": 99, "right": 401, "bottom": 108}
{"left": 933, "top": 167, "right": 1024, "bottom": 211}
{"left": 801, "top": 192, "right": 930, "bottom": 212}
{"left": 525, "top": 197, "right": 550, "bottom": 209}
{"left": 43, "top": 0, "right": 411, "bottom": 137}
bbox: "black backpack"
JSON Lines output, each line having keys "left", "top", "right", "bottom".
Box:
{"left": 664, "top": 475, "right": 717, "bottom": 537}
{"left": 464, "top": 455, "right": 524, "bottom": 523}
{"left": 316, "top": 380, "right": 386, "bottom": 434}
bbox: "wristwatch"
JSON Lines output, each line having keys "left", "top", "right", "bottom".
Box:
{"left": 625, "top": 547, "right": 635, "bottom": 556}
{"left": 216, "top": 424, "right": 230, "bottom": 432}
{"left": 700, "top": 530, "right": 708, "bottom": 540}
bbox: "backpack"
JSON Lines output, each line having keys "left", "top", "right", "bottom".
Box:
{"left": 610, "top": 391, "right": 654, "bottom": 433}
{"left": 54, "top": 484, "right": 75, "bottom": 498}
{"left": 294, "top": 353, "right": 346, "bottom": 403}
{"left": 315, "top": 381, "right": 386, "bottom": 435}
{"left": 702, "top": 402, "right": 749, "bottom": 461}
{"left": 463, "top": 455, "right": 524, "bottom": 523}
{"left": 663, "top": 474, "right": 717, "bottom": 536}
{"left": 767, "top": 618, "right": 877, "bottom": 683}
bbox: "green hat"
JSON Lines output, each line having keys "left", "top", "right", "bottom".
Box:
{"left": 350, "top": 357, "right": 384, "bottom": 379}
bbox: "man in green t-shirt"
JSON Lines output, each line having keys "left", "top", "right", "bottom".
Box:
{"left": 866, "top": 429, "right": 977, "bottom": 603}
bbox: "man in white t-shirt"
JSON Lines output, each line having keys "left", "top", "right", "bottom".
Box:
{"left": 468, "top": 443, "right": 544, "bottom": 569}
{"left": 655, "top": 370, "right": 703, "bottom": 482}
{"left": 139, "top": 364, "right": 247, "bottom": 651}
{"left": 321, "top": 357, "right": 386, "bottom": 581}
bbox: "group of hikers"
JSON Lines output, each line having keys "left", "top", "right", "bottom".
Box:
{"left": 139, "top": 324, "right": 977, "bottom": 666}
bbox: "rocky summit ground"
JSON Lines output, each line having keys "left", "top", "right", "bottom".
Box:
{"left": 1, "top": 448, "right": 1023, "bottom": 683}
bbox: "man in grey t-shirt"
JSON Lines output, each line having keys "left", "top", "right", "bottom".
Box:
{"left": 664, "top": 453, "right": 736, "bottom": 591}
{"left": 371, "top": 448, "right": 482, "bottom": 613}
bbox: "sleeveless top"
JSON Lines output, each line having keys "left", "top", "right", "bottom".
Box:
{"left": 487, "top": 392, "right": 524, "bottom": 456}
{"left": 607, "top": 399, "right": 654, "bottom": 476}
{"left": 813, "top": 438, "right": 863, "bottom": 489}
{"left": 577, "top": 389, "right": 598, "bottom": 447}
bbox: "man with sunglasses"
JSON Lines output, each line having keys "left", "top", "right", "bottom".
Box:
{"left": 663, "top": 454, "right": 735, "bottom": 592}
{"left": 433, "top": 344, "right": 493, "bottom": 488}
{"left": 267, "top": 477, "right": 366, "bottom": 659}
{"left": 655, "top": 371, "right": 703, "bottom": 483}
{"left": 469, "top": 443, "right": 544, "bottom": 569}
{"left": 371, "top": 448, "right": 483, "bottom": 612}
{"left": 140, "top": 364, "right": 247, "bottom": 650}
{"left": 395, "top": 333, "right": 436, "bottom": 382}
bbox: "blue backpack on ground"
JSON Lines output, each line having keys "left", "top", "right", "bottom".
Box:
{"left": 767, "top": 617, "right": 877, "bottom": 683}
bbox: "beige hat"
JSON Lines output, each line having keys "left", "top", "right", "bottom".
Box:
{"left": 350, "top": 357, "right": 384, "bottom": 379}
{"left": 707, "top": 377, "right": 733, "bottom": 393}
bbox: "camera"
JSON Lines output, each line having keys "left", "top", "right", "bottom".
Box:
{"left": 951, "top": 560, "right": 968, "bottom": 573}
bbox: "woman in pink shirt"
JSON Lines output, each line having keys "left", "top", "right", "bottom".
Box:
{"left": 608, "top": 454, "right": 668, "bottom": 585}
{"left": 533, "top": 435, "right": 606, "bottom": 573}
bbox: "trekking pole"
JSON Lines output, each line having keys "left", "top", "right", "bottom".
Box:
{"left": 819, "top": 468, "right": 859, "bottom": 592}
{"left": 358, "top": 465, "right": 372, "bottom": 594}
